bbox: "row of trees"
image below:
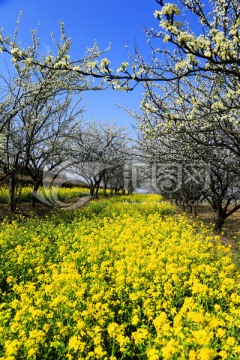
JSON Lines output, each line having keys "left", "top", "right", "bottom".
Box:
{"left": 0, "top": 23, "right": 132, "bottom": 210}
{"left": 134, "top": 75, "right": 240, "bottom": 230}
{"left": 0, "top": 22, "right": 89, "bottom": 210}
{"left": 65, "top": 121, "right": 131, "bottom": 197}
{"left": 0, "top": 63, "right": 131, "bottom": 209}
{"left": 1, "top": 1, "right": 240, "bottom": 230}
{"left": 133, "top": 0, "right": 240, "bottom": 230}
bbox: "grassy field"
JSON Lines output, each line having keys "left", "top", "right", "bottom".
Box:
{"left": 0, "top": 194, "right": 239, "bottom": 359}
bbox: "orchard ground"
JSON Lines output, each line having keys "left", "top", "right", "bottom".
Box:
{"left": 0, "top": 188, "right": 239, "bottom": 268}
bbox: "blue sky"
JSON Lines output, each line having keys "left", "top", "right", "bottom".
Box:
{"left": 0, "top": 0, "right": 159, "bottom": 135}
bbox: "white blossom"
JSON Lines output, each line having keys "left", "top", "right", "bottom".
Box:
{"left": 160, "top": 3, "right": 180, "bottom": 16}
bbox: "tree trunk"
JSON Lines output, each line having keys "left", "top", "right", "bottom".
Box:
{"left": 95, "top": 185, "right": 99, "bottom": 198}
{"left": 187, "top": 205, "right": 193, "bottom": 214}
{"left": 181, "top": 203, "right": 186, "bottom": 212}
{"left": 32, "top": 182, "right": 40, "bottom": 209}
{"left": 9, "top": 172, "right": 16, "bottom": 213}
{"left": 214, "top": 207, "right": 226, "bottom": 231}
{"left": 193, "top": 205, "right": 198, "bottom": 217}
{"left": 214, "top": 215, "right": 225, "bottom": 231}
{"left": 103, "top": 186, "right": 107, "bottom": 197}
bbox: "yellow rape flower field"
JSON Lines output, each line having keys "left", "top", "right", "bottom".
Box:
{"left": 0, "top": 186, "right": 91, "bottom": 204}
{"left": 0, "top": 194, "right": 239, "bottom": 359}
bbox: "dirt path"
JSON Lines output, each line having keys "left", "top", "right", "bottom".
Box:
{"left": 190, "top": 203, "right": 240, "bottom": 266}
{"left": 0, "top": 195, "right": 94, "bottom": 221}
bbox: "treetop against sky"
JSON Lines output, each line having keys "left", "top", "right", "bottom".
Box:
{"left": 0, "top": 0, "right": 239, "bottom": 132}
{"left": 0, "top": 0, "right": 158, "bottom": 131}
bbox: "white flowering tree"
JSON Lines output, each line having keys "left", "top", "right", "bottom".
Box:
{"left": 1, "top": 3, "right": 240, "bottom": 216}
{"left": 1, "top": 3, "right": 239, "bottom": 88}
{"left": 0, "top": 44, "right": 88, "bottom": 210}
{"left": 153, "top": 0, "right": 240, "bottom": 78}
{"left": 1, "top": 3, "right": 239, "bottom": 91}
{"left": 0, "top": 65, "right": 84, "bottom": 211}
{"left": 0, "top": 17, "right": 110, "bottom": 211}
{"left": 140, "top": 73, "right": 240, "bottom": 158}
{"left": 69, "top": 121, "right": 129, "bottom": 197}
{"left": 0, "top": 16, "right": 134, "bottom": 92}
{"left": 22, "top": 95, "right": 84, "bottom": 208}
{"left": 135, "top": 73, "right": 240, "bottom": 229}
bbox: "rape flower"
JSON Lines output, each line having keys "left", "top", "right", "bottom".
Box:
{"left": 0, "top": 194, "right": 239, "bottom": 359}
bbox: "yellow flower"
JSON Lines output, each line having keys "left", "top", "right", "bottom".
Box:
{"left": 0, "top": 193, "right": 239, "bottom": 359}
{"left": 28, "top": 348, "right": 36, "bottom": 357}
{"left": 218, "top": 350, "right": 227, "bottom": 360}
{"left": 107, "top": 323, "right": 118, "bottom": 338}
{"left": 190, "top": 329, "right": 211, "bottom": 345}
{"left": 153, "top": 312, "right": 168, "bottom": 331}
{"left": 68, "top": 336, "right": 81, "bottom": 352}
{"left": 5, "top": 340, "right": 21, "bottom": 356}
{"left": 161, "top": 339, "right": 178, "bottom": 359}
{"left": 147, "top": 348, "right": 159, "bottom": 360}
{"left": 131, "top": 314, "right": 139, "bottom": 326}
{"left": 189, "top": 349, "right": 196, "bottom": 360}
{"left": 197, "top": 347, "right": 214, "bottom": 360}
{"left": 94, "top": 345, "right": 105, "bottom": 357}
{"left": 132, "top": 328, "right": 149, "bottom": 344}
{"left": 217, "top": 328, "right": 226, "bottom": 338}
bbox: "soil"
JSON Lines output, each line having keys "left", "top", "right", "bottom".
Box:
{"left": 0, "top": 202, "right": 54, "bottom": 221}
{"left": 190, "top": 203, "right": 240, "bottom": 267}
{"left": 0, "top": 196, "right": 93, "bottom": 221}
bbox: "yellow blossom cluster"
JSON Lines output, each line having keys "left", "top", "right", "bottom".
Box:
{"left": 0, "top": 194, "right": 239, "bottom": 359}
{"left": 0, "top": 186, "right": 92, "bottom": 204}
